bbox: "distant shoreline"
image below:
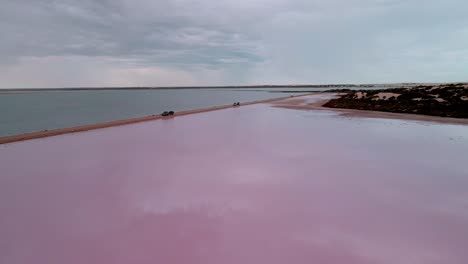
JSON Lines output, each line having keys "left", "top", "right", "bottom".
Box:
{"left": 2, "top": 82, "right": 467, "bottom": 93}
{"left": 0, "top": 85, "right": 378, "bottom": 93}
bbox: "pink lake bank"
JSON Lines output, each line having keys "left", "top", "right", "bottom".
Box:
{"left": 1, "top": 94, "right": 468, "bottom": 264}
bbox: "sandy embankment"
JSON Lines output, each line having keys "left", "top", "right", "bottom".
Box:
{"left": 271, "top": 93, "right": 468, "bottom": 125}
{"left": 0, "top": 94, "right": 309, "bottom": 145}
{"left": 3, "top": 92, "right": 468, "bottom": 145}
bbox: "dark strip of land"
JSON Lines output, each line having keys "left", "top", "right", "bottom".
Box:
{"left": 1, "top": 82, "right": 457, "bottom": 92}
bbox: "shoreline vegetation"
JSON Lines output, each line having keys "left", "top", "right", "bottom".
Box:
{"left": 324, "top": 83, "right": 468, "bottom": 118}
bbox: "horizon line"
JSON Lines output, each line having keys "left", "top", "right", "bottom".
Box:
{"left": 1, "top": 81, "right": 467, "bottom": 90}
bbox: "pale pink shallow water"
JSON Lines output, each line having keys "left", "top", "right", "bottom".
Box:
{"left": 1, "top": 95, "right": 468, "bottom": 264}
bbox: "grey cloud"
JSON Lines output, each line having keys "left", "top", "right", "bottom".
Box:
{"left": 0, "top": 0, "right": 467, "bottom": 87}
{"left": 1, "top": 0, "right": 261, "bottom": 65}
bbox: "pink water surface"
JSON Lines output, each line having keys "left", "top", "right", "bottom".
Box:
{"left": 1, "top": 96, "right": 468, "bottom": 264}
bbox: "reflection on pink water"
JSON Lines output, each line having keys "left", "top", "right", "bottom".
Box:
{"left": 1, "top": 97, "right": 468, "bottom": 264}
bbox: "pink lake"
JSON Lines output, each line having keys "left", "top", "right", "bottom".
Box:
{"left": 1, "top": 95, "right": 468, "bottom": 264}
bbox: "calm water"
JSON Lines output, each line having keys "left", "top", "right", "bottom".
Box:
{"left": 1, "top": 95, "right": 467, "bottom": 263}
{"left": 0, "top": 88, "right": 306, "bottom": 137}
{"left": 0, "top": 87, "right": 395, "bottom": 137}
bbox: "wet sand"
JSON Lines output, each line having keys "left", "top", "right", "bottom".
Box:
{"left": 1, "top": 95, "right": 468, "bottom": 264}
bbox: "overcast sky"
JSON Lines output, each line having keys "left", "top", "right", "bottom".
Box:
{"left": 1, "top": 0, "right": 467, "bottom": 88}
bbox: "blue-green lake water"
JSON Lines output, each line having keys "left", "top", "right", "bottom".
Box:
{"left": 0, "top": 87, "right": 388, "bottom": 137}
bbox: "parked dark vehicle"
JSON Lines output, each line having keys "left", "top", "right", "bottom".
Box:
{"left": 161, "top": 111, "right": 175, "bottom": 116}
